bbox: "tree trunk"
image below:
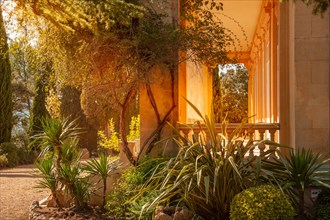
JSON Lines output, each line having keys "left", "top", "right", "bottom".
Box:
{"left": 102, "top": 177, "right": 106, "bottom": 209}
{"left": 298, "top": 189, "right": 305, "bottom": 218}
{"left": 52, "top": 190, "right": 61, "bottom": 209}
{"left": 0, "top": 7, "right": 13, "bottom": 144}
{"left": 119, "top": 105, "right": 135, "bottom": 165}
{"left": 56, "top": 145, "right": 62, "bottom": 172}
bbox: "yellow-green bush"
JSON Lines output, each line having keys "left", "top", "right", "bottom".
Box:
{"left": 230, "top": 185, "right": 294, "bottom": 220}
{"left": 0, "top": 154, "right": 8, "bottom": 168}
{"left": 97, "top": 118, "right": 119, "bottom": 153}
{"left": 0, "top": 142, "right": 19, "bottom": 167}
{"left": 127, "top": 115, "right": 140, "bottom": 141}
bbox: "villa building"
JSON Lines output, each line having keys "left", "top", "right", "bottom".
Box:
{"left": 139, "top": 0, "right": 329, "bottom": 156}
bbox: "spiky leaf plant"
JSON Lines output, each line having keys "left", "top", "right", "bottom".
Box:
{"left": 261, "top": 148, "right": 330, "bottom": 218}
{"left": 34, "top": 156, "right": 60, "bottom": 206}
{"left": 32, "top": 117, "right": 85, "bottom": 208}
{"left": 83, "top": 153, "right": 122, "bottom": 208}
{"left": 136, "top": 100, "right": 271, "bottom": 219}
{"left": 32, "top": 117, "right": 82, "bottom": 171}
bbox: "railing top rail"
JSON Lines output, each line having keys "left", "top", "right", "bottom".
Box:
{"left": 177, "top": 122, "right": 280, "bottom": 130}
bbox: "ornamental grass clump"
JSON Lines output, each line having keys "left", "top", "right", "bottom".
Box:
{"left": 136, "top": 100, "right": 275, "bottom": 219}
{"left": 230, "top": 184, "right": 295, "bottom": 220}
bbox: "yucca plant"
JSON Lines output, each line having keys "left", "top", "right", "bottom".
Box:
{"left": 59, "top": 162, "right": 91, "bottom": 209}
{"left": 32, "top": 117, "right": 83, "bottom": 208}
{"left": 83, "top": 153, "right": 122, "bottom": 208}
{"left": 136, "top": 100, "right": 271, "bottom": 219}
{"left": 34, "top": 156, "right": 60, "bottom": 206}
{"left": 261, "top": 148, "right": 330, "bottom": 218}
{"left": 32, "top": 117, "right": 82, "bottom": 173}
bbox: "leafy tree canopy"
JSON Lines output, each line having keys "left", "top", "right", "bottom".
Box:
{"left": 213, "top": 65, "right": 248, "bottom": 123}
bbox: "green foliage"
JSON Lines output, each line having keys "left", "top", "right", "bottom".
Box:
{"left": 315, "top": 188, "right": 330, "bottom": 220}
{"left": 29, "top": 72, "right": 50, "bottom": 142}
{"left": 22, "top": 0, "right": 145, "bottom": 35}
{"left": 60, "top": 86, "right": 98, "bottom": 153}
{"left": 32, "top": 117, "right": 82, "bottom": 152}
{"left": 127, "top": 115, "right": 140, "bottom": 141}
{"left": 9, "top": 40, "right": 39, "bottom": 141}
{"left": 59, "top": 161, "right": 91, "bottom": 209}
{"left": 230, "top": 185, "right": 294, "bottom": 220}
{"left": 0, "top": 154, "right": 8, "bottom": 168}
{"left": 35, "top": 135, "right": 92, "bottom": 209}
{"left": 97, "top": 118, "right": 119, "bottom": 153}
{"left": 32, "top": 117, "right": 85, "bottom": 208}
{"left": 213, "top": 65, "right": 248, "bottom": 123}
{"left": 84, "top": 153, "right": 121, "bottom": 208}
{"left": 129, "top": 190, "right": 159, "bottom": 220}
{"left": 105, "top": 155, "right": 164, "bottom": 219}
{"left": 0, "top": 7, "right": 13, "bottom": 144}
{"left": 16, "top": 146, "right": 36, "bottom": 165}
{"left": 136, "top": 100, "right": 271, "bottom": 219}
{"left": 292, "top": 0, "right": 329, "bottom": 15}
{"left": 105, "top": 167, "right": 142, "bottom": 218}
{"left": 261, "top": 148, "right": 330, "bottom": 217}
{"left": 0, "top": 142, "right": 19, "bottom": 167}
{"left": 34, "top": 155, "right": 58, "bottom": 195}
{"left": 179, "top": 0, "right": 235, "bottom": 66}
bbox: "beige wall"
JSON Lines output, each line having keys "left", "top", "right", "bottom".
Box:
{"left": 139, "top": 0, "right": 179, "bottom": 157}
{"left": 139, "top": 66, "right": 179, "bottom": 157}
{"left": 293, "top": 2, "right": 329, "bottom": 154}
{"left": 185, "top": 61, "right": 212, "bottom": 122}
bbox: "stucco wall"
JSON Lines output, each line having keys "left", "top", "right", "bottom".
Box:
{"left": 139, "top": 66, "right": 179, "bottom": 157}
{"left": 294, "top": 2, "right": 329, "bottom": 154}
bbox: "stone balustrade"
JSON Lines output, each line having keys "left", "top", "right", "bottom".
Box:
{"left": 177, "top": 122, "right": 280, "bottom": 158}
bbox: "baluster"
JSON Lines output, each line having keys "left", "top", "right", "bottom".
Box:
{"left": 182, "top": 129, "right": 189, "bottom": 140}
{"left": 268, "top": 129, "right": 277, "bottom": 160}
{"left": 248, "top": 130, "right": 255, "bottom": 159}
{"left": 258, "top": 129, "right": 266, "bottom": 156}
{"left": 204, "top": 130, "right": 211, "bottom": 149}
{"left": 227, "top": 129, "right": 233, "bottom": 139}
{"left": 192, "top": 128, "right": 200, "bottom": 143}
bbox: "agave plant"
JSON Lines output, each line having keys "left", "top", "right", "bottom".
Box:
{"left": 137, "top": 100, "right": 270, "bottom": 219}
{"left": 261, "top": 148, "right": 330, "bottom": 218}
{"left": 83, "top": 153, "right": 122, "bottom": 208}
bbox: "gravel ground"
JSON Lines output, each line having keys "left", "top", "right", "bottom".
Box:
{"left": 0, "top": 164, "right": 49, "bottom": 220}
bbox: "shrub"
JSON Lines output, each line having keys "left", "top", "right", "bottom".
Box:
{"left": 105, "top": 167, "right": 141, "bottom": 218}
{"left": 17, "top": 147, "right": 36, "bottom": 165}
{"left": 0, "top": 154, "right": 8, "bottom": 168}
{"left": 84, "top": 153, "right": 122, "bottom": 208}
{"left": 0, "top": 142, "right": 19, "bottom": 167}
{"left": 127, "top": 115, "right": 140, "bottom": 141}
{"left": 315, "top": 188, "right": 330, "bottom": 220}
{"left": 105, "top": 155, "right": 164, "bottom": 219}
{"left": 230, "top": 185, "right": 295, "bottom": 220}
{"left": 136, "top": 100, "right": 272, "bottom": 219}
{"left": 261, "top": 148, "right": 330, "bottom": 217}
{"left": 97, "top": 118, "right": 119, "bottom": 153}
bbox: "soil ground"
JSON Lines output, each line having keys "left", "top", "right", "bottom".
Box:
{"left": 0, "top": 164, "right": 48, "bottom": 220}
{"left": 0, "top": 164, "right": 115, "bottom": 220}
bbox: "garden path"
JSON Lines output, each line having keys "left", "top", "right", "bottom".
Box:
{"left": 0, "top": 164, "right": 48, "bottom": 220}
